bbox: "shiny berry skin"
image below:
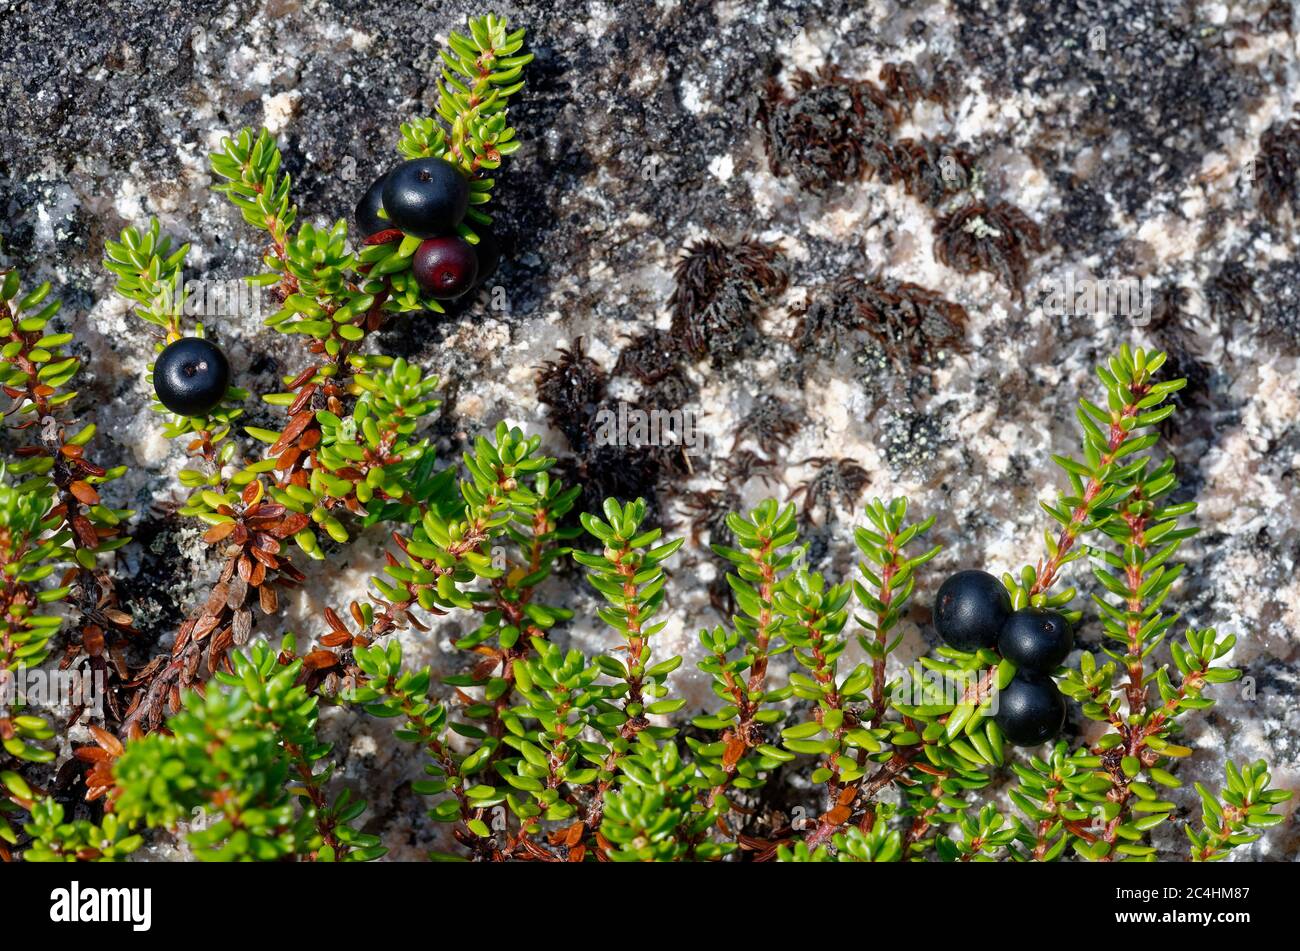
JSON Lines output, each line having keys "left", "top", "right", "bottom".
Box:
{"left": 153, "top": 337, "right": 230, "bottom": 417}
{"left": 994, "top": 673, "right": 1066, "bottom": 746}
{"left": 934, "top": 569, "right": 1011, "bottom": 652}
{"left": 380, "top": 157, "right": 469, "bottom": 239}
{"left": 354, "top": 172, "right": 389, "bottom": 237}
{"left": 998, "top": 608, "right": 1073, "bottom": 673}
{"left": 413, "top": 236, "right": 479, "bottom": 299}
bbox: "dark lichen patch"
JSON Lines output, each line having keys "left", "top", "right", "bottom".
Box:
{"left": 680, "top": 486, "right": 740, "bottom": 550}
{"left": 933, "top": 201, "right": 1044, "bottom": 297}
{"left": 756, "top": 66, "right": 898, "bottom": 194}
{"left": 536, "top": 333, "right": 702, "bottom": 529}
{"left": 880, "top": 404, "right": 951, "bottom": 475}
{"left": 670, "top": 237, "right": 788, "bottom": 365}
{"left": 719, "top": 448, "right": 779, "bottom": 490}
{"left": 615, "top": 327, "right": 683, "bottom": 385}
{"left": 1254, "top": 108, "right": 1300, "bottom": 226}
{"left": 556, "top": 442, "right": 667, "bottom": 532}
{"left": 951, "top": 0, "right": 1264, "bottom": 222}
{"left": 1261, "top": 0, "right": 1295, "bottom": 32}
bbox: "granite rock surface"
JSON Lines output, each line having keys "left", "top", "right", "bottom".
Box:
{"left": 1, "top": 0, "right": 1297, "bottom": 859}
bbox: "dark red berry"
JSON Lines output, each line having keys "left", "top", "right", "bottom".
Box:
{"left": 354, "top": 172, "right": 389, "bottom": 237}
{"left": 153, "top": 337, "right": 230, "bottom": 417}
{"left": 381, "top": 157, "right": 469, "bottom": 239}
{"left": 413, "top": 236, "right": 479, "bottom": 300}
{"left": 998, "top": 608, "right": 1073, "bottom": 673}
{"left": 934, "top": 569, "right": 1010, "bottom": 652}
{"left": 993, "top": 672, "right": 1065, "bottom": 746}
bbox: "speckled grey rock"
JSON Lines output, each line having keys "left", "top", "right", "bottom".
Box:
{"left": 1, "top": 0, "right": 1297, "bottom": 860}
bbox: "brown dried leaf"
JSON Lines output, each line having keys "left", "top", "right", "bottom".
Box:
{"left": 226, "top": 576, "right": 248, "bottom": 610}
{"left": 101, "top": 608, "right": 133, "bottom": 627}
{"left": 71, "top": 515, "right": 99, "bottom": 549}
{"left": 205, "top": 582, "right": 229, "bottom": 617}
{"left": 303, "top": 650, "right": 339, "bottom": 671}
{"left": 271, "top": 512, "right": 310, "bottom": 538}
{"left": 722, "top": 737, "right": 746, "bottom": 768}
{"left": 232, "top": 609, "right": 252, "bottom": 645}
{"left": 250, "top": 546, "right": 279, "bottom": 569}
{"left": 203, "top": 521, "right": 236, "bottom": 544}
{"left": 324, "top": 607, "right": 348, "bottom": 634}
{"left": 252, "top": 533, "right": 281, "bottom": 555}
{"left": 82, "top": 625, "right": 105, "bottom": 656}
{"left": 70, "top": 480, "right": 100, "bottom": 505}
{"left": 88, "top": 724, "right": 124, "bottom": 757}
{"left": 208, "top": 629, "right": 233, "bottom": 671}
{"left": 271, "top": 411, "right": 313, "bottom": 455}
{"left": 191, "top": 612, "right": 221, "bottom": 643}
{"left": 823, "top": 804, "right": 851, "bottom": 827}
{"left": 288, "top": 367, "right": 318, "bottom": 391}
{"left": 563, "top": 821, "right": 584, "bottom": 847}
{"left": 259, "top": 584, "right": 278, "bottom": 616}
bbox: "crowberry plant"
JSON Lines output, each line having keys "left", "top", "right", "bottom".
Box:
{"left": 0, "top": 11, "right": 1289, "bottom": 868}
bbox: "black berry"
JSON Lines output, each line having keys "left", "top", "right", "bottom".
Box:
{"left": 934, "top": 569, "right": 1011, "bottom": 652}
{"left": 354, "top": 172, "right": 390, "bottom": 238}
{"left": 472, "top": 227, "right": 501, "bottom": 288}
{"left": 413, "top": 236, "right": 479, "bottom": 299}
{"left": 380, "top": 157, "right": 470, "bottom": 239}
{"left": 998, "top": 607, "right": 1073, "bottom": 673}
{"left": 994, "top": 673, "right": 1066, "bottom": 746}
{"left": 153, "top": 337, "right": 230, "bottom": 417}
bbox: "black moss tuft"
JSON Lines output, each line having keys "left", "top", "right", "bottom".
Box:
{"left": 614, "top": 328, "right": 698, "bottom": 410}
{"left": 671, "top": 237, "right": 788, "bottom": 365}
{"left": 933, "top": 201, "right": 1044, "bottom": 296}
{"left": 733, "top": 393, "right": 805, "bottom": 454}
{"left": 796, "top": 276, "right": 968, "bottom": 367}
{"left": 790, "top": 456, "right": 871, "bottom": 530}
{"left": 1205, "top": 261, "right": 1260, "bottom": 338}
{"left": 791, "top": 276, "right": 869, "bottom": 358}
{"left": 854, "top": 278, "right": 969, "bottom": 367}
{"left": 891, "top": 137, "right": 976, "bottom": 208}
{"left": 1254, "top": 109, "right": 1300, "bottom": 225}
{"left": 535, "top": 337, "right": 607, "bottom": 452}
{"left": 757, "top": 66, "right": 898, "bottom": 194}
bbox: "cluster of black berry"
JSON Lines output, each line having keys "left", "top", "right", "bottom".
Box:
{"left": 152, "top": 155, "right": 503, "bottom": 419}
{"left": 933, "top": 569, "right": 1073, "bottom": 746}
{"left": 355, "top": 156, "right": 497, "bottom": 300}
